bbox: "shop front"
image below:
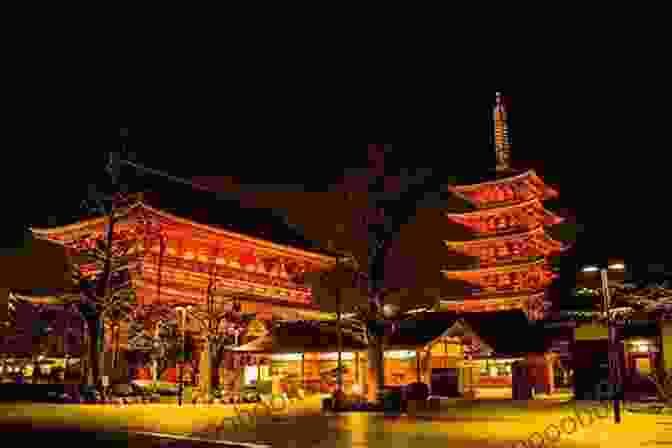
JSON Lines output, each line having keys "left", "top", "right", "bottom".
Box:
{"left": 623, "top": 337, "right": 659, "bottom": 397}
{"left": 475, "top": 358, "right": 519, "bottom": 387}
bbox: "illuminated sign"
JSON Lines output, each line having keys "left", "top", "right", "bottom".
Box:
{"left": 384, "top": 350, "right": 416, "bottom": 360}
{"left": 574, "top": 323, "right": 608, "bottom": 340}
{"left": 320, "top": 352, "right": 355, "bottom": 360}
{"left": 247, "top": 320, "right": 267, "bottom": 337}
{"left": 271, "top": 353, "right": 303, "bottom": 361}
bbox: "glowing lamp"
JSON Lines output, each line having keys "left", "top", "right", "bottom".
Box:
{"left": 609, "top": 263, "right": 625, "bottom": 271}
{"left": 582, "top": 266, "right": 599, "bottom": 273}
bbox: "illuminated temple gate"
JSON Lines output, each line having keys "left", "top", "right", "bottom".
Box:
{"left": 30, "top": 198, "right": 337, "bottom": 386}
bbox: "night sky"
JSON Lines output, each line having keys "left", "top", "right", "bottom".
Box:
{"left": 5, "top": 95, "right": 670, "bottom": 284}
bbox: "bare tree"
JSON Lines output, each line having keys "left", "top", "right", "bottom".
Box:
{"left": 127, "top": 303, "right": 180, "bottom": 383}
{"left": 186, "top": 267, "right": 246, "bottom": 402}
{"left": 53, "top": 194, "right": 148, "bottom": 386}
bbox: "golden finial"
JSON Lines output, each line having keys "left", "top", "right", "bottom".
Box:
{"left": 494, "top": 92, "right": 511, "bottom": 172}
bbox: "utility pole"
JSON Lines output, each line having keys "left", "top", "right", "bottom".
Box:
{"left": 335, "top": 258, "right": 343, "bottom": 411}
{"left": 601, "top": 266, "right": 622, "bottom": 424}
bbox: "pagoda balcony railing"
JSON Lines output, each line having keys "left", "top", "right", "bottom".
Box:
{"left": 463, "top": 284, "right": 552, "bottom": 297}
{"left": 453, "top": 220, "right": 557, "bottom": 239}
{"left": 477, "top": 256, "right": 544, "bottom": 269}
{"left": 445, "top": 257, "right": 545, "bottom": 271}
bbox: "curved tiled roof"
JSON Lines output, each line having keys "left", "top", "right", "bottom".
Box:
{"left": 442, "top": 258, "right": 547, "bottom": 275}
{"left": 30, "top": 185, "right": 337, "bottom": 262}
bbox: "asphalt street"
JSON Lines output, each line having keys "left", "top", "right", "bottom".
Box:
{"left": 0, "top": 424, "right": 264, "bottom": 448}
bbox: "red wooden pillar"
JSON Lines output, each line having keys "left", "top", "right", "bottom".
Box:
{"left": 367, "top": 367, "right": 377, "bottom": 402}
{"left": 544, "top": 354, "right": 555, "bottom": 395}
{"left": 526, "top": 353, "right": 555, "bottom": 395}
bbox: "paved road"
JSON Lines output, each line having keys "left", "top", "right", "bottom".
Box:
{"left": 0, "top": 424, "right": 263, "bottom": 448}
{"left": 3, "top": 402, "right": 672, "bottom": 447}
{"left": 188, "top": 407, "right": 672, "bottom": 447}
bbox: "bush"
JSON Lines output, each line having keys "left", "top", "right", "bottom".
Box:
{"left": 382, "top": 387, "right": 403, "bottom": 412}
{"left": 651, "top": 366, "right": 672, "bottom": 405}
{"left": 405, "top": 382, "right": 429, "bottom": 401}
{"left": 80, "top": 384, "right": 98, "bottom": 402}
{"left": 256, "top": 380, "right": 272, "bottom": 395}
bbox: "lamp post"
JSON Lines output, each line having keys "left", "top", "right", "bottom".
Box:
{"left": 581, "top": 260, "right": 625, "bottom": 424}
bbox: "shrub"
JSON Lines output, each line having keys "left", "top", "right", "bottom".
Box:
{"left": 405, "top": 382, "right": 429, "bottom": 401}
{"left": 650, "top": 366, "right": 672, "bottom": 405}
{"left": 256, "top": 380, "right": 272, "bottom": 395}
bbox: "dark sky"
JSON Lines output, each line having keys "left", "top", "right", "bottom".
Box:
{"left": 503, "top": 91, "right": 670, "bottom": 275}
{"left": 6, "top": 93, "right": 670, "bottom": 279}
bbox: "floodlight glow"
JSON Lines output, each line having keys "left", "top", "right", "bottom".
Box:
{"left": 609, "top": 263, "right": 625, "bottom": 270}
{"left": 582, "top": 266, "right": 599, "bottom": 272}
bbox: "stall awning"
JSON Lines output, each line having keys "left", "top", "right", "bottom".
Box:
{"left": 233, "top": 321, "right": 367, "bottom": 354}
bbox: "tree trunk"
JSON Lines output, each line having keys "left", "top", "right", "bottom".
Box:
{"left": 152, "top": 360, "right": 158, "bottom": 382}
{"left": 376, "top": 337, "right": 385, "bottom": 403}
{"left": 367, "top": 336, "right": 384, "bottom": 403}
{"left": 198, "top": 337, "right": 211, "bottom": 402}
{"left": 113, "top": 325, "right": 120, "bottom": 369}
{"left": 152, "top": 322, "right": 160, "bottom": 383}
{"left": 32, "top": 355, "right": 39, "bottom": 384}
{"left": 336, "top": 290, "right": 343, "bottom": 404}
{"left": 211, "top": 344, "right": 224, "bottom": 391}
{"left": 87, "top": 316, "right": 101, "bottom": 386}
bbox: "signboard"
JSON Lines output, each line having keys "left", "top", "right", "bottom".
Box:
{"left": 320, "top": 352, "right": 355, "bottom": 361}
{"left": 458, "top": 360, "right": 482, "bottom": 368}
{"left": 247, "top": 320, "right": 267, "bottom": 337}
{"left": 574, "top": 323, "right": 608, "bottom": 340}
{"left": 384, "top": 350, "right": 416, "bottom": 360}
{"left": 271, "top": 353, "right": 303, "bottom": 361}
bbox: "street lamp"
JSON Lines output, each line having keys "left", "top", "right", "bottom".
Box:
{"left": 580, "top": 259, "right": 625, "bottom": 423}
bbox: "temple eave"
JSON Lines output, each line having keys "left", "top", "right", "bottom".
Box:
{"left": 441, "top": 289, "right": 547, "bottom": 301}
{"left": 30, "top": 202, "right": 336, "bottom": 266}
{"left": 443, "top": 226, "right": 566, "bottom": 247}
{"left": 445, "top": 199, "right": 562, "bottom": 220}
{"left": 442, "top": 259, "right": 547, "bottom": 276}
{"left": 447, "top": 170, "right": 558, "bottom": 208}
{"left": 439, "top": 291, "right": 548, "bottom": 310}
{"left": 447, "top": 169, "right": 535, "bottom": 192}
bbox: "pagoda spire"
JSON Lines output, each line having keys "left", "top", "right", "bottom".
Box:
{"left": 494, "top": 92, "right": 511, "bottom": 172}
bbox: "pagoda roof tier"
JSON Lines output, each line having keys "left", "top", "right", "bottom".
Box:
{"left": 447, "top": 169, "right": 558, "bottom": 209}
{"left": 444, "top": 227, "right": 566, "bottom": 267}
{"left": 442, "top": 258, "right": 546, "bottom": 275}
{"left": 445, "top": 226, "right": 564, "bottom": 249}
{"left": 439, "top": 291, "right": 549, "bottom": 321}
{"left": 445, "top": 199, "right": 563, "bottom": 237}
{"left": 442, "top": 260, "right": 557, "bottom": 295}
{"left": 440, "top": 289, "right": 547, "bottom": 303}
{"left": 445, "top": 198, "right": 562, "bottom": 222}
{"left": 30, "top": 201, "right": 336, "bottom": 269}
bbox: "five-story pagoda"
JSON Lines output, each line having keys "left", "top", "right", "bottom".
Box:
{"left": 441, "top": 93, "right": 567, "bottom": 321}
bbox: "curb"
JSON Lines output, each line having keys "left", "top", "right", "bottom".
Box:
{"left": 130, "top": 431, "right": 270, "bottom": 448}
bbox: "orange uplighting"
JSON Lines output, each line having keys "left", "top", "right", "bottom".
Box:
{"left": 439, "top": 97, "right": 564, "bottom": 320}
{"left": 33, "top": 202, "right": 332, "bottom": 312}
